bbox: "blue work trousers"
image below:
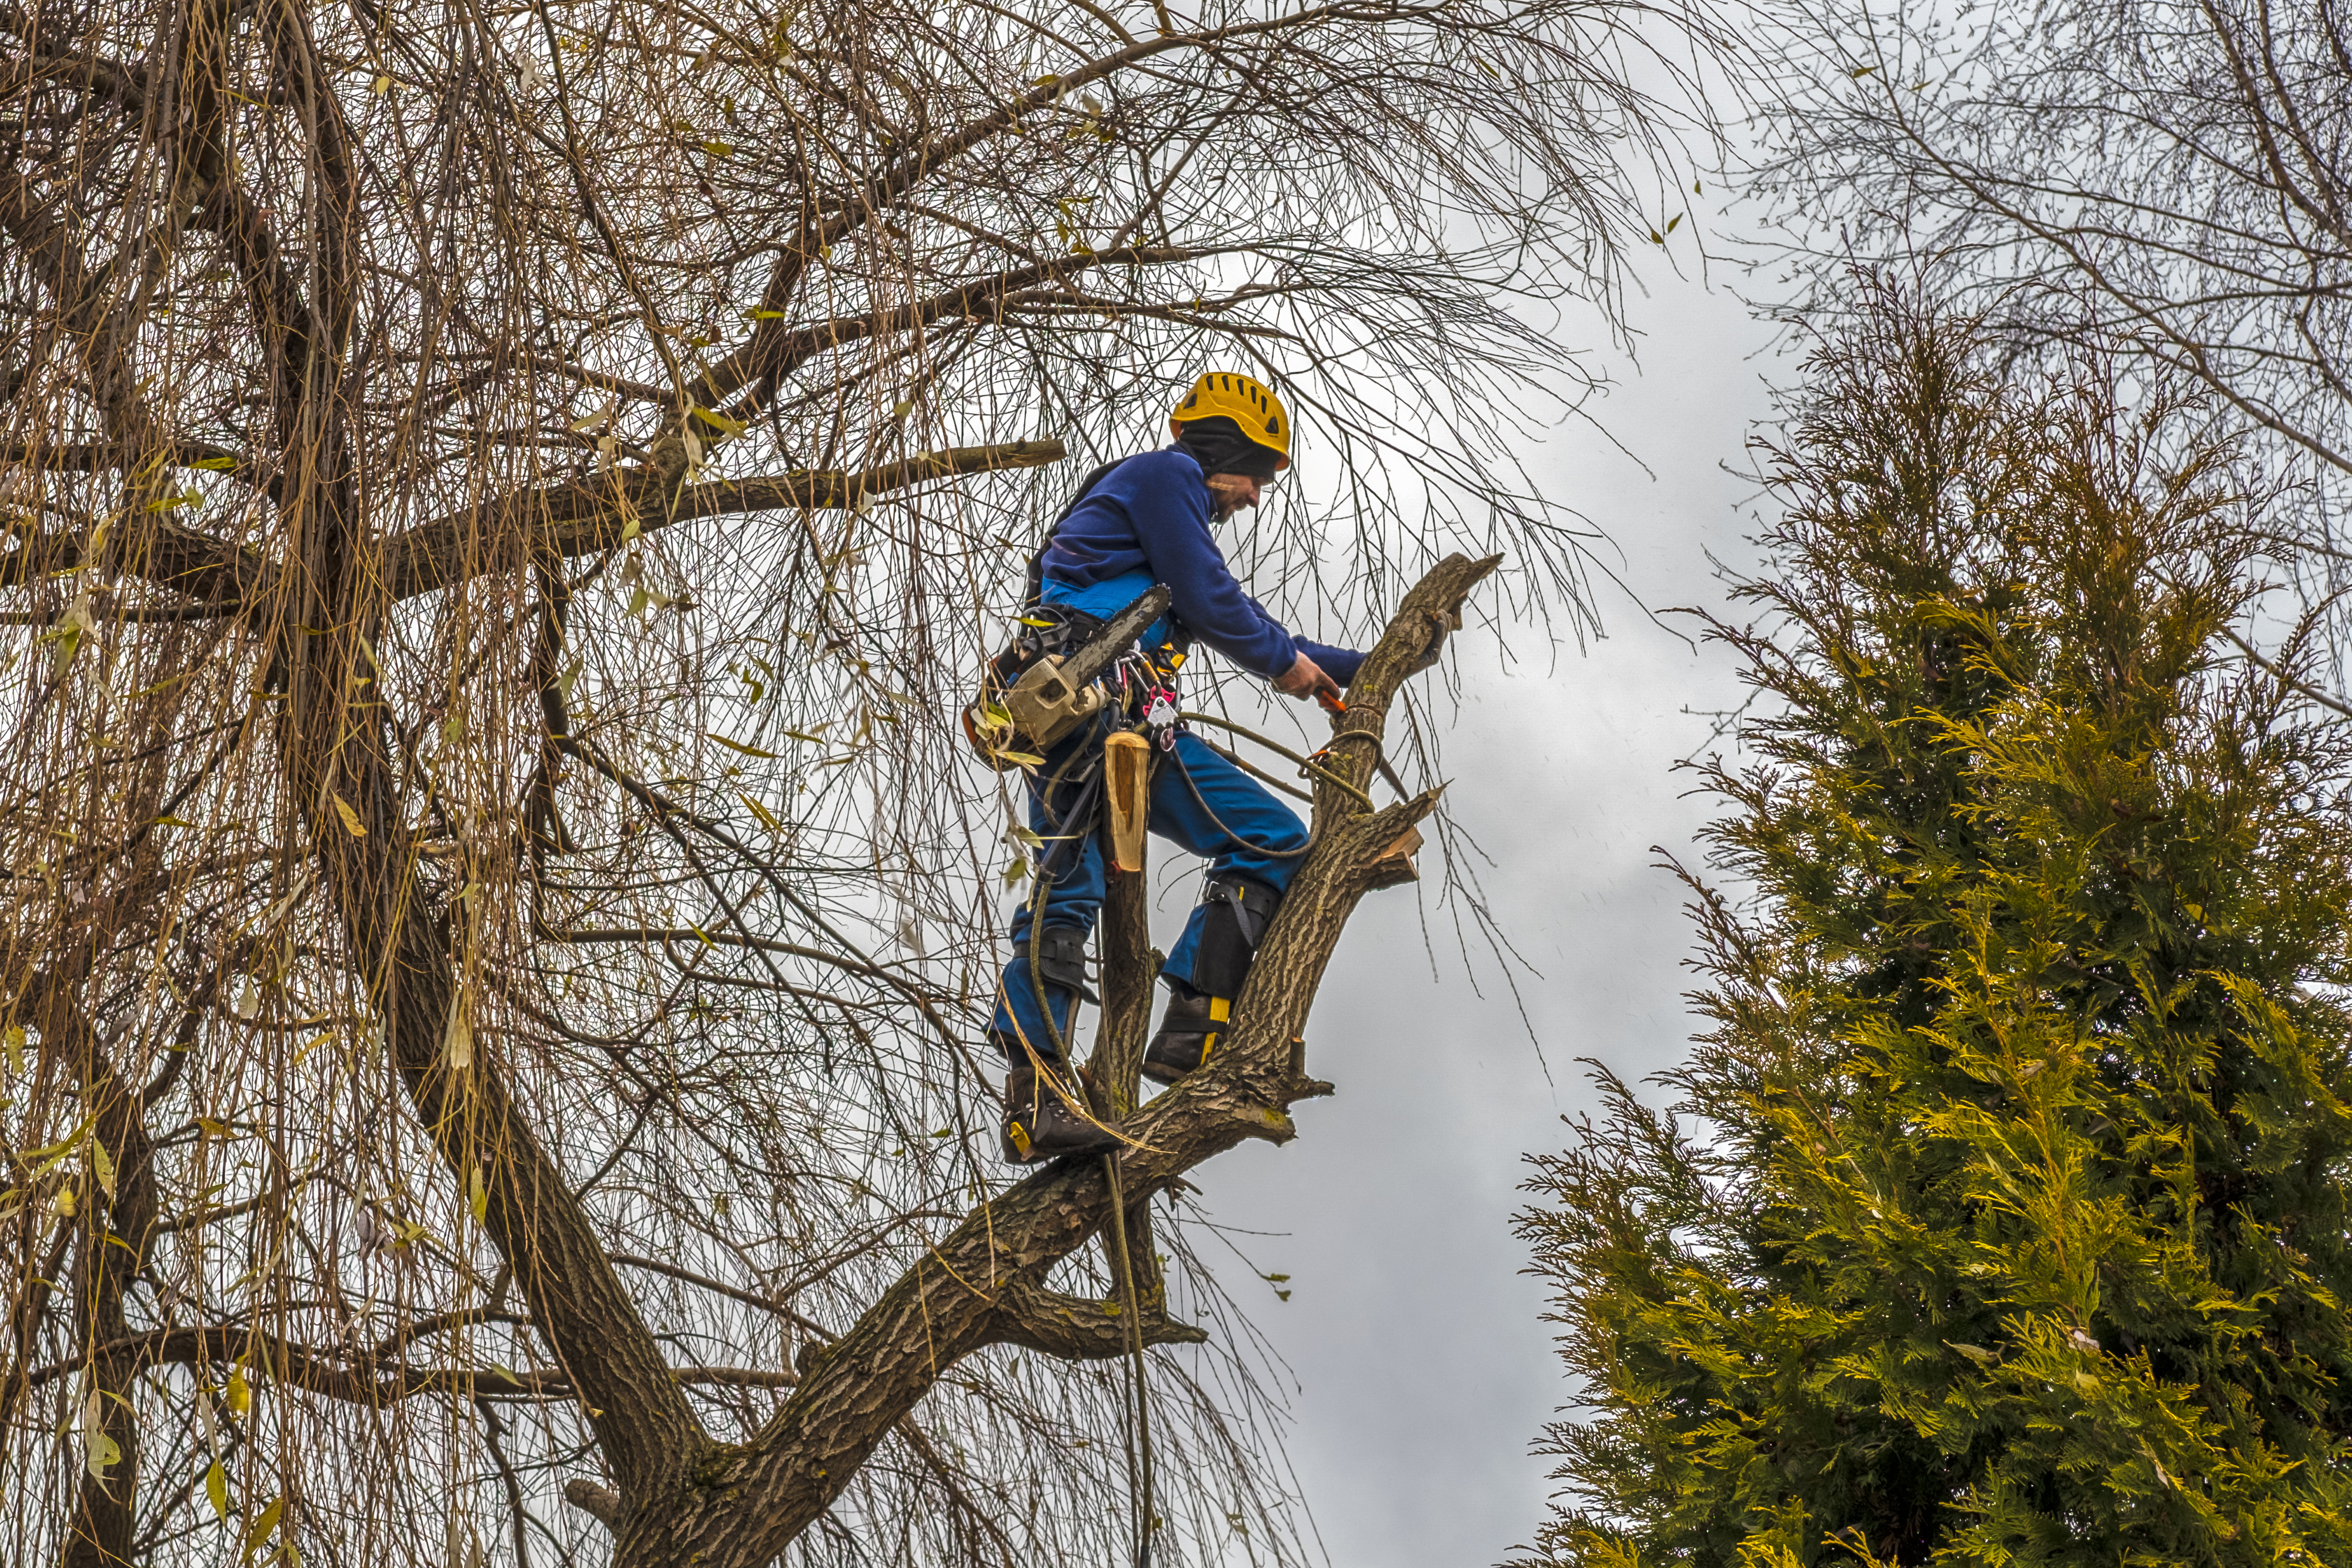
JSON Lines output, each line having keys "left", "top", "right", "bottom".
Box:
{"left": 991, "top": 727, "right": 1308, "bottom": 1059}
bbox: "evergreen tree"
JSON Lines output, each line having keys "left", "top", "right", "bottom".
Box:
{"left": 1518, "top": 289, "right": 2352, "bottom": 1567}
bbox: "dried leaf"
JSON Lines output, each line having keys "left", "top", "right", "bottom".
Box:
{"left": 469, "top": 1165, "right": 489, "bottom": 1224}
{"left": 707, "top": 732, "right": 779, "bottom": 758}
{"left": 2, "top": 1024, "right": 22, "bottom": 1075}
{"left": 331, "top": 794, "right": 367, "bottom": 838}
{"left": 566, "top": 397, "right": 616, "bottom": 433}
{"left": 443, "top": 996, "right": 473, "bottom": 1071}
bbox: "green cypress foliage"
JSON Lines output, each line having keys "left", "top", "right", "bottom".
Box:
{"left": 1518, "top": 294, "right": 2352, "bottom": 1567}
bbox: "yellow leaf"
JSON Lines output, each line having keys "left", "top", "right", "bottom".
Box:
{"left": 331, "top": 794, "right": 366, "bottom": 837}
{"left": 152, "top": 814, "right": 195, "bottom": 828}
{"left": 189, "top": 456, "right": 239, "bottom": 472}
{"left": 90, "top": 1139, "right": 116, "bottom": 1202}
{"left": 372, "top": 73, "right": 393, "bottom": 93}
{"left": 469, "top": 1165, "right": 489, "bottom": 1224}
{"left": 83, "top": 1423, "right": 120, "bottom": 1483}
{"left": 243, "top": 1493, "right": 283, "bottom": 1558}
{"left": 225, "top": 1361, "right": 251, "bottom": 1415}
{"left": 700, "top": 138, "right": 734, "bottom": 156}
{"left": 690, "top": 405, "right": 746, "bottom": 437}
{"left": 205, "top": 1459, "right": 230, "bottom": 1520}
{"left": 2, "top": 1024, "right": 21, "bottom": 1075}
{"left": 739, "top": 794, "right": 783, "bottom": 833}
{"left": 707, "top": 733, "right": 779, "bottom": 758}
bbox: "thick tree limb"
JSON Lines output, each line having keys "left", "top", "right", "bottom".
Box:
{"left": 705, "top": 250, "right": 1193, "bottom": 410}
{"left": 382, "top": 439, "right": 1067, "bottom": 599}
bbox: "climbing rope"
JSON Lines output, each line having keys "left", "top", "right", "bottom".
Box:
{"left": 1176, "top": 710, "right": 1379, "bottom": 811}
{"left": 1104, "top": 1152, "right": 1157, "bottom": 1568}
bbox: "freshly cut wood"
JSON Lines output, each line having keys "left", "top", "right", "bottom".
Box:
{"left": 1104, "top": 730, "right": 1151, "bottom": 872}
{"left": 1365, "top": 823, "right": 1424, "bottom": 889}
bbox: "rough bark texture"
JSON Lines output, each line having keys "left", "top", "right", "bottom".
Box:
{"left": 1089, "top": 813, "right": 1167, "bottom": 1310}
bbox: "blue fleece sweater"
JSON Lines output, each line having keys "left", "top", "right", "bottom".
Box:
{"left": 1037, "top": 449, "right": 1364, "bottom": 684}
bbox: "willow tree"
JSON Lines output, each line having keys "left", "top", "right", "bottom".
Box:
{"left": 0, "top": 0, "right": 1727, "bottom": 1562}
{"left": 1518, "top": 292, "right": 2352, "bottom": 1565}
{"left": 1748, "top": 0, "right": 2352, "bottom": 694}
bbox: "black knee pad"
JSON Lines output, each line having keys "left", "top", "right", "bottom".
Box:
{"left": 1190, "top": 875, "right": 1281, "bottom": 998}
{"left": 1014, "top": 924, "right": 1100, "bottom": 1005}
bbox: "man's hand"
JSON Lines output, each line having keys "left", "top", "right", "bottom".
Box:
{"left": 1273, "top": 651, "right": 1341, "bottom": 704}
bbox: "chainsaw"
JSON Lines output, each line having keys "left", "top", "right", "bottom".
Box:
{"left": 965, "top": 584, "right": 1174, "bottom": 767}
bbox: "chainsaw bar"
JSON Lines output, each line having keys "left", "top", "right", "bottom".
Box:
{"left": 1060, "top": 583, "right": 1172, "bottom": 689}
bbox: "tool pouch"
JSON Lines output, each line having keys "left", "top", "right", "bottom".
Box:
{"left": 1190, "top": 874, "right": 1281, "bottom": 998}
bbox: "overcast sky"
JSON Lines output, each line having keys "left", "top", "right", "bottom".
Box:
{"left": 1152, "top": 263, "right": 1785, "bottom": 1566}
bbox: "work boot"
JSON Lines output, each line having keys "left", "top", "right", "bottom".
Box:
{"left": 1002, "top": 1064, "right": 1120, "bottom": 1164}
{"left": 1143, "top": 982, "right": 1229, "bottom": 1085}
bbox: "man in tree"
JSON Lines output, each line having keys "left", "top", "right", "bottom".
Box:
{"left": 990, "top": 372, "right": 1367, "bottom": 1162}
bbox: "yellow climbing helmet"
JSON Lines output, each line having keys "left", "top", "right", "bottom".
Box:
{"left": 1169, "top": 372, "right": 1292, "bottom": 470}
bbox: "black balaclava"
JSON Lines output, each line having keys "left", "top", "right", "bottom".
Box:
{"left": 1172, "top": 415, "right": 1281, "bottom": 483}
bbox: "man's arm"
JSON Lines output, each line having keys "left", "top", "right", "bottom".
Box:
{"left": 1112, "top": 453, "right": 1364, "bottom": 683}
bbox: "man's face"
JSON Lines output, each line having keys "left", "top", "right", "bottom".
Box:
{"left": 1203, "top": 472, "right": 1265, "bottom": 518}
